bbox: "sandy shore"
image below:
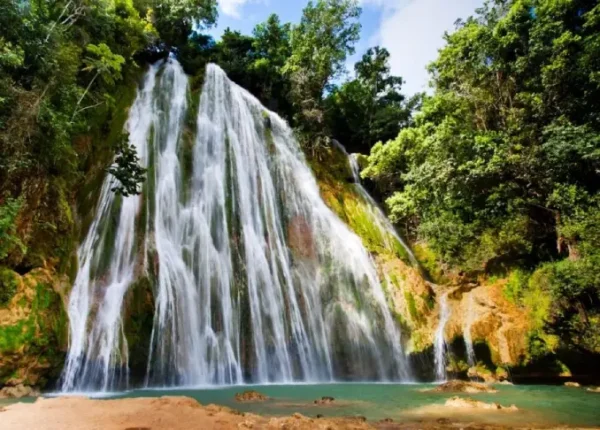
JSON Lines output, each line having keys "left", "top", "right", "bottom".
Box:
{"left": 0, "top": 396, "right": 376, "bottom": 430}
{"left": 0, "top": 396, "right": 595, "bottom": 430}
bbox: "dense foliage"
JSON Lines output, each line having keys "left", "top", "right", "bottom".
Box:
{"left": 0, "top": 0, "right": 216, "bottom": 271}
{"left": 325, "top": 47, "right": 420, "bottom": 153}
{"left": 364, "top": 0, "right": 600, "bottom": 359}
{"left": 3, "top": 0, "right": 599, "bottom": 372}
{"left": 177, "top": 1, "right": 413, "bottom": 153}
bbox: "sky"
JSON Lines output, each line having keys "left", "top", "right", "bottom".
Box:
{"left": 211, "top": 0, "right": 485, "bottom": 95}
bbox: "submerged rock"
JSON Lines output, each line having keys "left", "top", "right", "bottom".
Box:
{"left": 234, "top": 390, "right": 269, "bottom": 402}
{"left": 313, "top": 396, "right": 335, "bottom": 405}
{"left": 429, "top": 380, "right": 497, "bottom": 393}
{"left": 445, "top": 396, "right": 518, "bottom": 411}
{"left": 0, "top": 384, "right": 40, "bottom": 399}
{"left": 564, "top": 381, "right": 580, "bottom": 387}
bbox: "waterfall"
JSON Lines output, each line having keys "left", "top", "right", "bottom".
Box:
{"left": 344, "top": 149, "right": 418, "bottom": 266}
{"left": 61, "top": 60, "right": 410, "bottom": 392}
{"left": 463, "top": 294, "right": 476, "bottom": 367}
{"left": 433, "top": 292, "right": 450, "bottom": 381}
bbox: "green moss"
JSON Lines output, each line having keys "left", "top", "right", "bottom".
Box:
{"left": 413, "top": 242, "right": 447, "bottom": 284}
{"left": 90, "top": 193, "right": 123, "bottom": 280}
{"left": 123, "top": 276, "right": 155, "bottom": 377}
{"left": 0, "top": 275, "right": 67, "bottom": 385}
{"left": 421, "top": 292, "right": 435, "bottom": 311}
{"left": 0, "top": 267, "right": 18, "bottom": 307}
{"left": 504, "top": 269, "right": 530, "bottom": 304}
{"left": 405, "top": 291, "right": 420, "bottom": 323}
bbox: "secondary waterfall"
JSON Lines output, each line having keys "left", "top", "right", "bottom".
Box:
{"left": 345, "top": 151, "right": 418, "bottom": 266}
{"left": 61, "top": 59, "right": 410, "bottom": 392}
{"left": 433, "top": 292, "right": 450, "bottom": 381}
{"left": 463, "top": 294, "right": 477, "bottom": 367}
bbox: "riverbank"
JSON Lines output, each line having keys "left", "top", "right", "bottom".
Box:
{"left": 1, "top": 394, "right": 598, "bottom": 430}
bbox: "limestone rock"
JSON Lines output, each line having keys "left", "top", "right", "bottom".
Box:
{"left": 0, "top": 268, "right": 68, "bottom": 389}
{"left": 467, "top": 367, "right": 498, "bottom": 383}
{"left": 313, "top": 396, "right": 335, "bottom": 405}
{"left": 0, "top": 384, "right": 40, "bottom": 399}
{"left": 445, "top": 396, "right": 518, "bottom": 411}
{"left": 234, "top": 390, "right": 269, "bottom": 402}
{"left": 429, "top": 380, "right": 497, "bottom": 394}
{"left": 444, "top": 280, "right": 531, "bottom": 367}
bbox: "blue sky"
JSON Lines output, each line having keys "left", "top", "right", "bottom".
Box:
{"left": 211, "top": 0, "right": 484, "bottom": 95}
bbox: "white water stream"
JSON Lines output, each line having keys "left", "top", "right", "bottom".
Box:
{"left": 463, "top": 294, "right": 477, "bottom": 367}
{"left": 433, "top": 292, "right": 450, "bottom": 381}
{"left": 61, "top": 60, "right": 410, "bottom": 391}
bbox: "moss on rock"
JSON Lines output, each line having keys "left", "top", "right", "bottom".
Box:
{"left": 123, "top": 275, "right": 155, "bottom": 381}
{"left": 0, "top": 268, "right": 68, "bottom": 388}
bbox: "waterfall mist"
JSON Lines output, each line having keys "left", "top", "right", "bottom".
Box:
{"left": 61, "top": 60, "right": 410, "bottom": 392}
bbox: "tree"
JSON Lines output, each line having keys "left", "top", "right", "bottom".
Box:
{"left": 72, "top": 43, "right": 125, "bottom": 120}
{"left": 325, "top": 46, "right": 417, "bottom": 153}
{"left": 147, "top": 0, "right": 218, "bottom": 47}
{"left": 251, "top": 14, "right": 292, "bottom": 114}
{"left": 108, "top": 134, "right": 146, "bottom": 197}
{"left": 364, "top": 0, "right": 600, "bottom": 272}
{"left": 284, "top": 0, "right": 361, "bottom": 149}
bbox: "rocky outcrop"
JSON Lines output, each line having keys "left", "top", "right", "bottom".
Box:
{"left": 0, "top": 383, "right": 40, "bottom": 398}
{"left": 234, "top": 390, "right": 269, "bottom": 402}
{"left": 428, "top": 380, "right": 497, "bottom": 394}
{"left": 445, "top": 396, "right": 518, "bottom": 411}
{"left": 444, "top": 280, "right": 530, "bottom": 367}
{"left": 310, "top": 144, "right": 532, "bottom": 376}
{"left": 313, "top": 396, "right": 335, "bottom": 405}
{"left": 0, "top": 268, "right": 68, "bottom": 390}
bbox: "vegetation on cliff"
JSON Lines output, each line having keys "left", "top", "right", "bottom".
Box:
{"left": 0, "top": 0, "right": 217, "bottom": 388}
{"left": 2, "top": 0, "right": 599, "bottom": 385}
{"left": 363, "top": 0, "right": 600, "bottom": 370}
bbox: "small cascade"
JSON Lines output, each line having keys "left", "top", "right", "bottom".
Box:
{"left": 433, "top": 291, "right": 451, "bottom": 381}
{"left": 61, "top": 61, "right": 411, "bottom": 392}
{"left": 463, "top": 294, "right": 477, "bottom": 367}
{"left": 335, "top": 141, "right": 418, "bottom": 265}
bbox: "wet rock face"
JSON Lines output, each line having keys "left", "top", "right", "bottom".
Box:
{"left": 287, "top": 215, "right": 315, "bottom": 260}
{"left": 445, "top": 281, "right": 531, "bottom": 366}
{"left": 445, "top": 396, "right": 518, "bottom": 411}
{"left": 234, "top": 390, "right": 269, "bottom": 402}
{"left": 429, "top": 380, "right": 497, "bottom": 394}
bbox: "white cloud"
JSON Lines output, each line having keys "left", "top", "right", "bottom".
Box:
{"left": 219, "top": 0, "right": 262, "bottom": 19}
{"left": 366, "top": 0, "right": 484, "bottom": 95}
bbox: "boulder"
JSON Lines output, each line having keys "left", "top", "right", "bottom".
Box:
{"left": 234, "top": 390, "right": 269, "bottom": 402}
{"left": 445, "top": 396, "right": 518, "bottom": 411}
{"left": 586, "top": 387, "right": 600, "bottom": 393}
{"left": 313, "top": 396, "right": 335, "bottom": 405}
{"left": 429, "top": 380, "right": 497, "bottom": 394}
{"left": 0, "top": 384, "right": 40, "bottom": 399}
{"left": 565, "top": 381, "right": 581, "bottom": 387}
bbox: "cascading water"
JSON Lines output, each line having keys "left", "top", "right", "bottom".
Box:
{"left": 463, "top": 294, "right": 477, "bottom": 367}
{"left": 61, "top": 59, "right": 410, "bottom": 392}
{"left": 344, "top": 148, "right": 418, "bottom": 266}
{"left": 433, "top": 292, "right": 450, "bottom": 381}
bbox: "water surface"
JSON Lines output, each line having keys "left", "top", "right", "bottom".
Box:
{"left": 102, "top": 383, "right": 600, "bottom": 427}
